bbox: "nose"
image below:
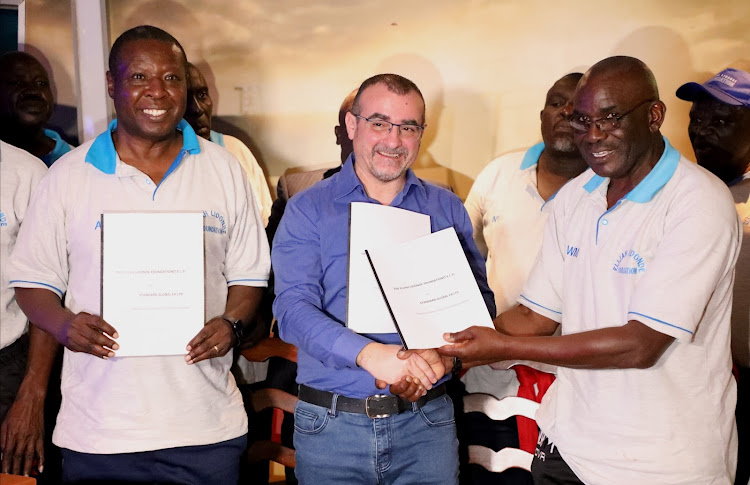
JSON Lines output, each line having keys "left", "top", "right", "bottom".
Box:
{"left": 145, "top": 77, "right": 167, "bottom": 98}
{"left": 560, "top": 102, "right": 573, "bottom": 118}
{"left": 582, "top": 122, "right": 607, "bottom": 144}
{"left": 382, "top": 124, "right": 403, "bottom": 147}
{"left": 17, "top": 80, "right": 42, "bottom": 96}
{"left": 691, "top": 119, "right": 712, "bottom": 138}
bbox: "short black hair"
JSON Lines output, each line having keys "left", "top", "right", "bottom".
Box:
{"left": 351, "top": 73, "right": 425, "bottom": 121}
{"left": 109, "top": 25, "right": 186, "bottom": 74}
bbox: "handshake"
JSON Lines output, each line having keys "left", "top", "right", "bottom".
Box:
{"left": 356, "top": 342, "right": 458, "bottom": 402}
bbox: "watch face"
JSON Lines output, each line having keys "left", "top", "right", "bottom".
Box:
{"left": 234, "top": 320, "right": 245, "bottom": 338}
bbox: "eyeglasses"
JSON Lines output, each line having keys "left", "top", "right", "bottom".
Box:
{"left": 352, "top": 114, "right": 425, "bottom": 139}
{"left": 569, "top": 99, "right": 655, "bottom": 133}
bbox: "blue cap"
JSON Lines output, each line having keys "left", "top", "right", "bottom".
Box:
{"left": 676, "top": 68, "right": 750, "bottom": 107}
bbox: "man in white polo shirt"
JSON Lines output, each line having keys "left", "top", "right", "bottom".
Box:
{"left": 440, "top": 56, "right": 740, "bottom": 484}
{"left": 0, "top": 141, "right": 55, "bottom": 479}
{"left": 8, "top": 25, "right": 270, "bottom": 484}
{"left": 461, "top": 72, "right": 586, "bottom": 485}
{"left": 676, "top": 66, "right": 750, "bottom": 485}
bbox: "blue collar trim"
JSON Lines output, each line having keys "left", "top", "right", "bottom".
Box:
{"left": 519, "top": 142, "right": 545, "bottom": 170}
{"left": 84, "top": 119, "right": 200, "bottom": 174}
{"left": 209, "top": 130, "right": 225, "bottom": 147}
{"left": 582, "top": 136, "right": 679, "bottom": 203}
{"left": 334, "top": 153, "right": 427, "bottom": 203}
{"left": 41, "top": 129, "right": 72, "bottom": 167}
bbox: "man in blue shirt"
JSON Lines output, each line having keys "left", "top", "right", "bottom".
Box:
{"left": 272, "top": 73, "right": 494, "bottom": 484}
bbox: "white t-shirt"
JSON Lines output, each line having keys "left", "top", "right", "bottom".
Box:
{"left": 730, "top": 174, "right": 750, "bottom": 368}
{"left": 462, "top": 144, "right": 553, "bottom": 398}
{"left": 0, "top": 141, "right": 47, "bottom": 349}
{"left": 8, "top": 120, "right": 271, "bottom": 454}
{"left": 522, "top": 138, "right": 740, "bottom": 484}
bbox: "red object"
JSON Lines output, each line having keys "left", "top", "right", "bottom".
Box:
{"left": 271, "top": 408, "right": 284, "bottom": 444}
{"left": 514, "top": 365, "right": 555, "bottom": 453}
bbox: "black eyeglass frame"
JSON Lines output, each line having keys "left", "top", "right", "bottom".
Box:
{"left": 569, "top": 98, "right": 656, "bottom": 133}
{"left": 351, "top": 113, "right": 426, "bottom": 138}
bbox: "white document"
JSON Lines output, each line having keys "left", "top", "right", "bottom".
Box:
{"left": 101, "top": 212, "right": 205, "bottom": 357}
{"left": 347, "top": 202, "right": 431, "bottom": 334}
{"left": 365, "top": 227, "right": 494, "bottom": 349}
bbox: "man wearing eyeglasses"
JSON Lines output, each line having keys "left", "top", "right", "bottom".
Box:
{"left": 272, "top": 73, "right": 494, "bottom": 484}
{"left": 438, "top": 56, "right": 740, "bottom": 484}
{"left": 676, "top": 66, "right": 750, "bottom": 485}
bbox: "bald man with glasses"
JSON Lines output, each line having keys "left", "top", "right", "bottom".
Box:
{"left": 438, "top": 56, "right": 740, "bottom": 485}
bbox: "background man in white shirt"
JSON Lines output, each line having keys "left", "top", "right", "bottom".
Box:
{"left": 461, "top": 71, "right": 585, "bottom": 485}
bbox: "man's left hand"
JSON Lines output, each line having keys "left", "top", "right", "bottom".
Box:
{"left": 185, "top": 317, "right": 234, "bottom": 365}
{"left": 0, "top": 389, "right": 44, "bottom": 476}
{"left": 376, "top": 376, "right": 424, "bottom": 402}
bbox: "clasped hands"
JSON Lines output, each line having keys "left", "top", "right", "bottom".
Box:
{"left": 59, "top": 312, "right": 234, "bottom": 364}
{"left": 363, "top": 326, "right": 508, "bottom": 402}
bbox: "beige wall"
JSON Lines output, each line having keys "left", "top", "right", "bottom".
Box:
{"left": 25, "top": 0, "right": 750, "bottom": 198}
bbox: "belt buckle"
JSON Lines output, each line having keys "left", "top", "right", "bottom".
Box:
{"left": 365, "top": 394, "right": 391, "bottom": 418}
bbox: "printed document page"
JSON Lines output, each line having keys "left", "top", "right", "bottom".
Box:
{"left": 347, "top": 202, "right": 431, "bottom": 334}
{"left": 101, "top": 211, "right": 205, "bottom": 356}
{"left": 366, "top": 227, "right": 493, "bottom": 349}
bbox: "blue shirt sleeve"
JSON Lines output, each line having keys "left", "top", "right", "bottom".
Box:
{"left": 272, "top": 194, "right": 372, "bottom": 369}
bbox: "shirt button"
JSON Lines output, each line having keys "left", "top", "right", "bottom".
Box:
{"left": 601, "top": 219, "right": 608, "bottom": 225}
{"left": 145, "top": 179, "right": 151, "bottom": 185}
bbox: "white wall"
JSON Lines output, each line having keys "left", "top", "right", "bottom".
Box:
{"left": 26, "top": 0, "right": 750, "bottom": 197}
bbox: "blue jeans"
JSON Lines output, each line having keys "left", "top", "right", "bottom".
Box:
{"left": 294, "top": 393, "right": 459, "bottom": 484}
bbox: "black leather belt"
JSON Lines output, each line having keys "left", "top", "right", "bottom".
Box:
{"left": 298, "top": 383, "right": 447, "bottom": 418}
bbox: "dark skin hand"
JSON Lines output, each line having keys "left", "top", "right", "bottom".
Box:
{"left": 185, "top": 285, "right": 264, "bottom": 365}
{"left": 17, "top": 286, "right": 264, "bottom": 364}
{"left": 15, "top": 288, "right": 119, "bottom": 358}
{"left": 438, "top": 304, "right": 674, "bottom": 370}
{"left": 1, "top": 325, "right": 58, "bottom": 476}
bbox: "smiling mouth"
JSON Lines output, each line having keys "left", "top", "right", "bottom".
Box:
{"left": 143, "top": 108, "right": 167, "bottom": 118}
{"left": 591, "top": 150, "right": 614, "bottom": 159}
{"left": 376, "top": 150, "right": 402, "bottom": 159}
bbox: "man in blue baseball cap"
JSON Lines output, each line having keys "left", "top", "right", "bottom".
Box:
{"left": 677, "top": 65, "right": 750, "bottom": 485}
{"left": 676, "top": 67, "right": 750, "bottom": 183}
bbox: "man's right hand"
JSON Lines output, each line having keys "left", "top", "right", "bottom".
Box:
{"left": 0, "top": 385, "right": 45, "bottom": 476}
{"left": 63, "top": 312, "right": 119, "bottom": 358}
{"left": 356, "top": 343, "right": 439, "bottom": 390}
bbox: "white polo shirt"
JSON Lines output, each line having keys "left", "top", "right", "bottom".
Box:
{"left": 210, "top": 131, "right": 272, "bottom": 227}
{"left": 8, "top": 120, "right": 271, "bottom": 454}
{"left": 0, "top": 141, "right": 47, "bottom": 350}
{"left": 521, "top": 138, "right": 740, "bottom": 484}
{"left": 730, "top": 174, "right": 750, "bottom": 368}
{"left": 462, "top": 144, "right": 554, "bottom": 398}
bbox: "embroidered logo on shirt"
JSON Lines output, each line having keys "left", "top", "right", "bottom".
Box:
{"left": 612, "top": 249, "right": 646, "bottom": 275}
{"left": 0, "top": 211, "right": 7, "bottom": 227}
{"left": 203, "top": 210, "right": 226, "bottom": 235}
